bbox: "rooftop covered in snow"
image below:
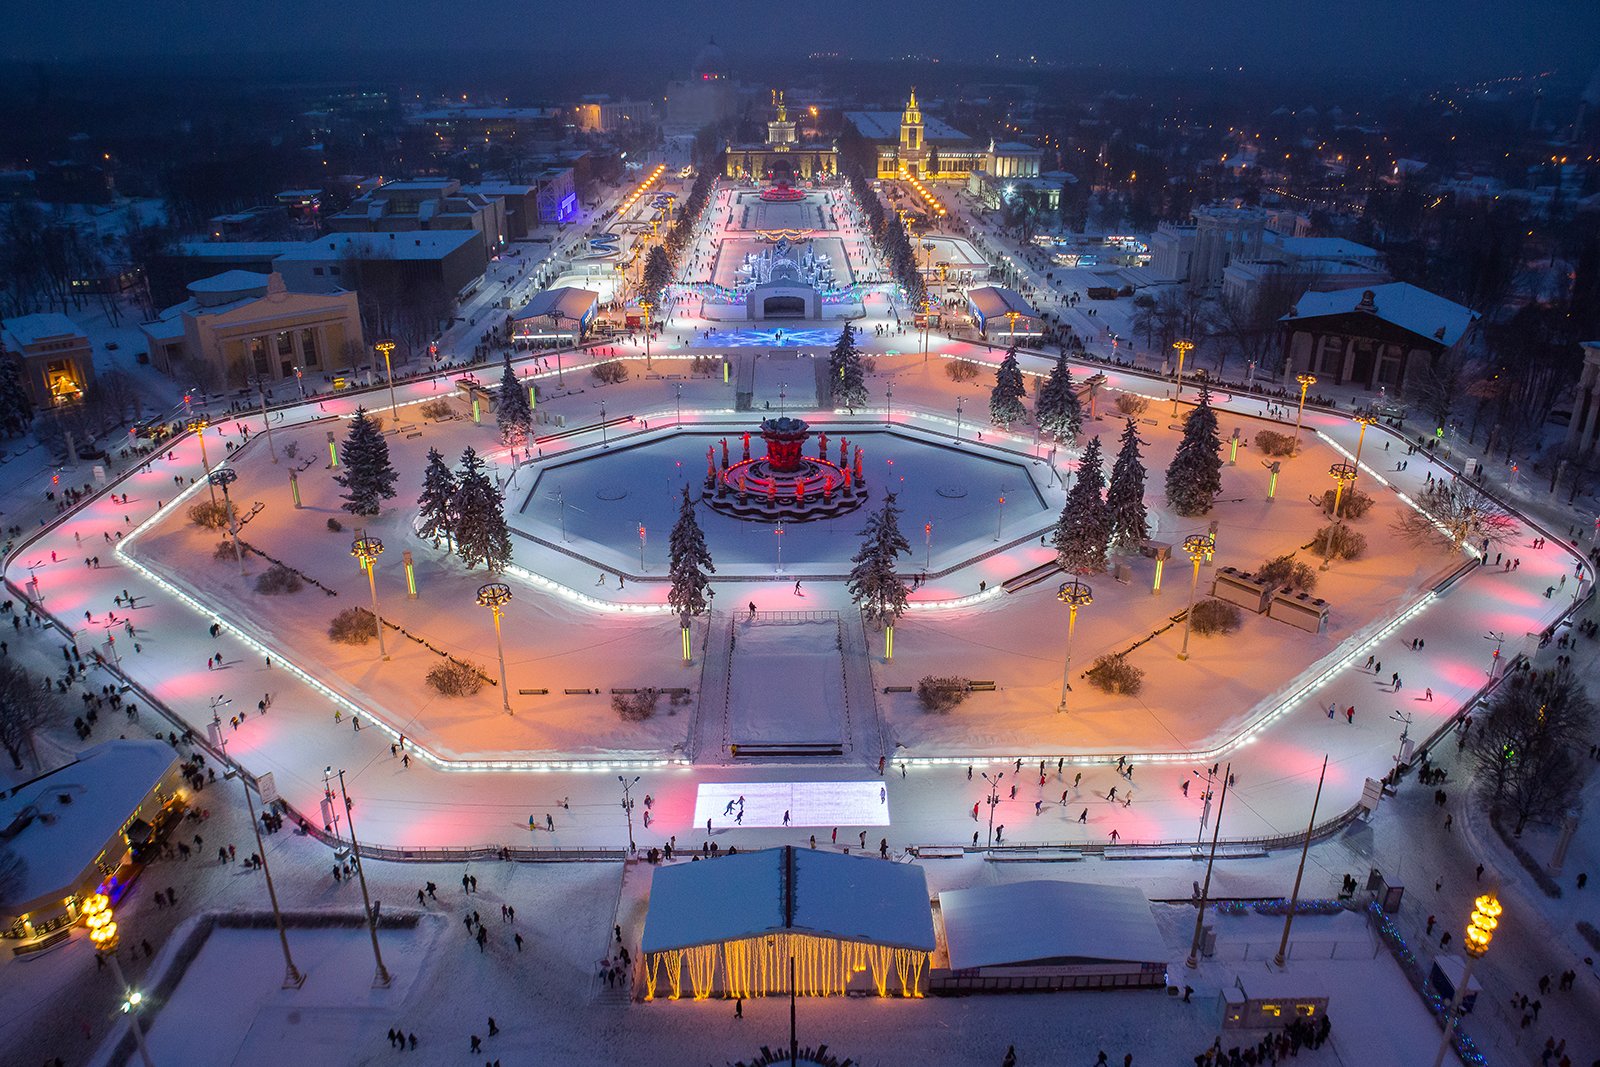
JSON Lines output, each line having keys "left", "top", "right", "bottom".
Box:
{"left": 938, "top": 880, "right": 1168, "bottom": 970}
{"left": 1283, "top": 282, "right": 1478, "bottom": 348}
{"left": 641, "top": 846, "right": 934, "bottom": 954}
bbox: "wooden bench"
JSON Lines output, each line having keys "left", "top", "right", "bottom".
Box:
{"left": 517, "top": 688, "right": 550, "bottom": 696}
{"left": 967, "top": 680, "right": 997, "bottom": 692}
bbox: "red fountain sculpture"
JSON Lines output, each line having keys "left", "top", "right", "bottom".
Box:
{"left": 702, "top": 417, "right": 868, "bottom": 522}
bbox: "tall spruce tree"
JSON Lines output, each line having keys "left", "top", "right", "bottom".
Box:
{"left": 452, "top": 447, "right": 512, "bottom": 573}
{"left": 828, "top": 322, "right": 868, "bottom": 411}
{"left": 0, "top": 360, "right": 34, "bottom": 437}
{"left": 334, "top": 406, "right": 398, "bottom": 515}
{"left": 847, "top": 492, "right": 912, "bottom": 628}
{"left": 641, "top": 245, "right": 674, "bottom": 308}
{"left": 1164, "top": 385, "right": 1224, "bottom": 516}
{"left": 496, "top": 355, "right": 533, "bottom": 447}
{"left": 1034, "top": 350, "right": 1082, "bottom": 442}
{"left": 1053, "top": 435, "right": 1111, "bottom": 574}
{"left": 667, "top": 485, "right": 715, "bottom": 616}
{"left": 1105, "top": 418, "right": 1151, "bottom": 553}
{"left": 417, "top": 447, "right": 459, "bottom": 550}
{"left": 989, "top": 347, "right": 1027, "bottom": 428}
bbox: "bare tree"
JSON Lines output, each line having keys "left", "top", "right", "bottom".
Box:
{"left": 0, "top": 662, "right": 60, "bottom": 770}
{"left": 1469, "top": 663, "right": 1592, "bottom": 834}
{"left": 1391, "top": 482, "right": 1518, "bottom": 553}
{"left": 1409, "top": 352, "right": 1468, "bottom": 432}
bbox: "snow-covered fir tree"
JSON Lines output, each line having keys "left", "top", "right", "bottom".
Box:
{"left": 416, "top": 447, "right": 458, "bottom": 550}
{"left": 496, "top": 355, "right": 533, "bottom": 447}
{"left": 847, "top": 492, "right": 912, "bottom": 628}
{"left": 1053, "top": 435, "right": 1111, "bottom": 574}
{"left": 0, "top": 360, "right": 33, "bottom": 437}
{"left": 1105, "top": 418, "right": 1151, "bottom": 553}
{"left": 452, "top": 447, "right": 512, "bottom": 573}
{"left": 334, "top": 406, "right": 398, "bottom": 516}
{"left": 666, "top": 485, "right": 715, "bottom": 616}
{"left": 641, "top": 246, "right": 674, "bottom": 308}
{"left": 828, "top": 322, "right": 868, "bottom": 412}
{"left": 989, "top": 347, "right": 1027, "bottom": 428}
{"left": 1164, "top": 385, "right": 1224, "bottom": 516}
{"left": 1034, "top": 350, "right": 1082, "bottom": 442}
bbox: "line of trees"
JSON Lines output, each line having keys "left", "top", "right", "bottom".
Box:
{"left": 844, "top": 165, "right": 925, "bottom": 306}
{"left": 416, "top": 445, "right": 512, "bottom": 573}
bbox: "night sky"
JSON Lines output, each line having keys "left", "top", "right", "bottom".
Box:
{"left": 1, "top": 0, "right": 1596, "bottom": 81}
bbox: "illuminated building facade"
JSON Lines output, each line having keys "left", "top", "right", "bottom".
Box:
{"left": 846, "top": 91, "right": 986, "bottom": 181}
{"left": 723, "top": 91, "right": 839, "bottom": 181}
{"left": 0, "top": 311, "right": 97, "bottom": 407}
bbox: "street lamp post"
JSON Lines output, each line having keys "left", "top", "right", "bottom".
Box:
{"left": 980, "top": 771, "right": 1004, "bottom": 852}
{"left": 375, "top": 339, "right": 400, "bottom": 427}
{"left": 1322, "top": 462, "right": 1358, "bottom": 570}
{"left": 1177, "top": 532, "right": 1215, "bottom": 660}
{"left": 187, "top": 417, "right": 215, "bottom": 504}
{"left": 1171, "top": 338, "right": 1194, "bottom": 416}
{"left": 217, "top": 734, "right": 305, "bottom": 988}
{"left": 350, "top": 536, "right": 389, "bottom": 661}
{"left": 639, "top": 300, "right": 653, "bottom": 369}
{"left": 955, "top": 396, "right": 965, "bottom": 442}
{"left": 1187, "top": 762, "right": 1232, "bottom": 969}
{"left": 1429, "top": 895, "right": 1500, "bottom": 1067}
{"left": 84, "top": 893, "right": 157, "bottom": 1067}
{"left": 1292, "top": 374, "right": 1317, "bottom": 455}
{"left": 335, "top": 768, "right": 393, "bottom": 988}
{"left": 208, "top": 468, "right": 246, "bottom": 578}
{"left": 1055, "top": 578, "right": 1093, "bottom": 713}
{"left": 1193, "top": 767, "right": 1217, "bottom": 844}
{"left": 477, "top": 583, "right": 513, "bottom": 716}
{"left": 248, "top": 376, "right": 278, "bottom": 463}
{"left": 775, "top": 524, "right": 784, "bottom": 573}
{"left": 1350, "top": 410, "right": 1379, "bottom": 489}
{"left": 619, "top": 775, "right": 640, "bottom": 854}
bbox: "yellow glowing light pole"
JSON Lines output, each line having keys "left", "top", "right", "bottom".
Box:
{"left": 1056, "top": 578, "right": 1093, "bottom": 712}
{"left": 1171, "top": 338, "right": 1195, "bottom": 416}
{"left": 1005, "top": 309, "right": 1020, "bottom": 345}
{"left": 639, "top": 299, "right": 653, "bottom": 369}
{"left": 350, "top": 536, "right": 389, "bottom": 661}
{"left": 1177, "top": 532, "right": 1215, "bottom": 660}
{"left": 402, "top": 549, "right": 417, "bottom": 598}
{"left": 1292, "top": 373, "right": 1317, "bottom": 454}
{"left": 477, "top": 582, "right": 513, "bottom": 715}
{"left": 1350, "top": 409, "right": 1379, "bottom": 489}
{"left": 84, "top": 893, "right": 157, "bottom": 1067}
{"left": 1322, "top": 462, "right": 1358, "bottom": 570}
{"left": 1430, "top": 894, "right": 1500, "bottom": 1067}
{"left": 187, "top": 416, "right": 215, "bottom": 504}
{"left": 375, "top": 339, "right": 400, "bottom": 426}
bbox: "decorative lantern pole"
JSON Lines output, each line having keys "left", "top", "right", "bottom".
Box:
{"left": 477, "top": 582, "right": 513, "bottom": 716}
{"left": 1171, "top": 338, "right": 1194, "bottom": 416}
{"left": 1429, "top": 895, "right": 1501, "bottom": 1067}
{"left": 350, "top": 536, "right": 389, "bottom": 661}
{"left": 1177, "top": 532, "right": 1215, "bottom": 660}
{"left": 1055, "top": 578, "right": 1093, "bottom": 713}
{"left": 1292, "top": 374, "right": 1317, "bottom": 454}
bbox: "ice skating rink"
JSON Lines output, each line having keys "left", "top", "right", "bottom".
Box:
{"left": 693, "top": 780, "right": 892, "bottom": 829}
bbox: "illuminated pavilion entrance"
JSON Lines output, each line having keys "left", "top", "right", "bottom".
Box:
{"left": 641, "top": 846, "right": 934, "bottom": 1000}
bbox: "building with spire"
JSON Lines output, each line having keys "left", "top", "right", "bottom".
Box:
{"left": 722, "top": 90, "right": 838, "bottom": 182}
{"left": 844, "top": 90, "right": 986, "bottom": 180}
{"left": 664, "top": 38, "right": 738, "bottom": 132}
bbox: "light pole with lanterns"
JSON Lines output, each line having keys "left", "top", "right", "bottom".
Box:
{"left": 1056, "top": 578, "right": 1093, "bottom": 713}
{"left": 1322, "top": 462, "right": 1358, "bottom": 569}
{"left": 477, "top": 583, "right": 513, "bottom": 716}
{"left": 84, "top": 892, "right": 157, "bottom": 1067}
{"left": 187, "top": 416, "right": 215, "bottom": 504}
{"left": 1292, "top": 374, "right": 1317, "bottom": 454}
{"left": 1430, "top": 894, "right": 1500, "bottom": 1067}
{"left": 208, "top": 467, "right": 246, "bottom": 577}
{"left": 980, "top": 770, "right": 1004, "bottom": 852}
{"left": 350, "top": 536, "right": 389, "bottom": 661}
{"left": 1171, "top": 338, "right": 1194, "bottom": 416}
{"left": 375, "top": 339, "right": 400, "bottom": 427}
{"left": 247, "top": 375, "right": 279, "bottom": 463}
{"left": 1350, "top": 409, "right": 1379, "bottom": 487}
{"left": 1177, "top": 532, "right": 1215, "bottom": 660}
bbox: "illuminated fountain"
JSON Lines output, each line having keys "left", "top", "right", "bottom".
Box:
{"left": 701, "top": 417, "right": 868, "bottom": 522}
